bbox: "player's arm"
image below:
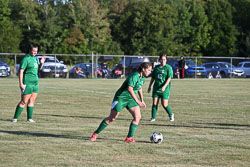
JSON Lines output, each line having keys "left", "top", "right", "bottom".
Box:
{"left": 147, "top": 77, "right": 155, "bottom": 93}
{"left": 39, "top": 56, "right": 46, "bottom": 70}
{"left": 161, "top": 77, "right": 171, "bottom": 92}
{"left": 138, "top": 88, "right": 146, "bottom": 108}
{"left": 128, "top": 86, "right": 145, "bottom": 107}
{"left": 19, "top": 69, "right": 25, "bottom": 90}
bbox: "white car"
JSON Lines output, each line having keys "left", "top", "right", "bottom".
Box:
{"left": 233, "top": 61, "right": 250, "bottom": 78}
{"left": 37, "top": 56, "right": 68, "bottom": 78}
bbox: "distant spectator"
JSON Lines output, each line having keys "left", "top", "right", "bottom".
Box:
{"left": 208, "top": 72, "right": 213, "bottom": 79}
{"left": 178, "top": 56, "right": 186, "bottom": 79}
{"left": 75, "top": 67, "right": 86, "bottom": 78}
{"left": 175, "top": 68, "right": 180, "bottom": 79}
{"left": 216, "top": 71, "right": 222, "bottom": 79}
{"left": 101, "top": 61, "right": 108, "bottom": 78}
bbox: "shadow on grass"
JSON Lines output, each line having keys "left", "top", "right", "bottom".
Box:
{"left": 38, "top": 114, "right": 132, "bottom": 121}
{"left": 0, "top": 130, "right": 91, "bottom": 140}
{"left": 0, "top": 130, "right": 150, "bottom": 143}
{"left": 142, "top": 122, "right": 250, "bottom": 131}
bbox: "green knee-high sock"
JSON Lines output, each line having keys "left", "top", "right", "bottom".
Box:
{"left": 27, "top": 106, "right": 34, "bottom": 119}
{"left": 13, "top": 106, "right": 24, "bottom": 119}
{"left": 151, "top": 105, "right": 158, "bottom": 119}
{"left": 127, "top": 123, "right": 138, "bottom": 138}
{"left": 95, "top": 120, "right": 109, "bottom": 134}
{"left": 164, "top": 105, "right": 173, "bottom": 117}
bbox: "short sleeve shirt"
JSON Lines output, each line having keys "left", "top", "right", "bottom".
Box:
{"left": 114, "top": 72, "right": 145, "bottom": 101}
{"left": 20, "top": 54, "right": 40, "bottom": 83}
{"left": 152, "top": 64, "right": 173, "bottom": 92}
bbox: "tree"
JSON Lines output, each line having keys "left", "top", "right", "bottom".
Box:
{"left": 0, "top": 0, "right": 22, "bottom": 53}
{"left": 113, "top": 0, "right": 177, "bottom": 56}
{"left": 229, "top": 0, "right": 250, "bottom": 57}
{"left": 204, "top": 0, "right": 238, "bottom": 56}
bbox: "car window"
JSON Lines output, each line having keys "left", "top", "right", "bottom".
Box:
{"left": 43, "top": 57, "right": 59, "bottom": 63}
{"left": 186, "top": 60, "right": 195, "bottom": 66}
{"left": 237, "top": 63, "right": 243, "bottom": 67}
{"left": 218, "top": 63, "right": 234, "bottom": 68}
{"left": 131, "top": 57, "right": 149, "bottom": 64}
{"left": 204, "top": 64, "right": 213, "bottom": 68}
{"left": 0, "top": 58, "right": 4, "bottom": 64}
{"left": 243, "top": 63, "right": 250, "bottom": 68}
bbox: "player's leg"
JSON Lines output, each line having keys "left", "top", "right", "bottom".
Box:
{"left": 151, "top": 97, "right": 159, "bottom": 122}
{"left": 90, "top": 109, "right": 120, "bottom": 141}
{"left": 27, "top": 92, "right": 38, "bottom": 122}
{"left": 125, "top": 106, "right": 141, "bottom": 142}
{"left": 161, "top": 98, "right": 174, "bottom": 122}
{"left": 90, "top": 100, "right": 123, "bottom": 141}
{"left": 12, "top": 94, "right": 32, "bottom": 122}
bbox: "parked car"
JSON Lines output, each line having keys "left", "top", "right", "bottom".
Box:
{"left": 202, "top": 62, "right": 235, "bottom": 78}
{"left": 16, "top": 56, "right": 68, "bottom": 78}
{"left": 113, "top": 57, "right": 151, "bottom": 76}
{"left": 0, "top": 57, "right": 11, "bottom": 77}
{"left": 233, "top": 61, "right": 250, "bottom": 78}
{"left": 69, "top": 63, "right": 111, "bottom": 78}
{"left": 167, "top": 60, "right": 207, "bottom": 78}
{"left": 37, "top": 56, "right": 68, "bottom": 78}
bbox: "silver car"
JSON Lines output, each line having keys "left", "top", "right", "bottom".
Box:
{"left": 233, "top": 61, "right": 250, "bottom": 78}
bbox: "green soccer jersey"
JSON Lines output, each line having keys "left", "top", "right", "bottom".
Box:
{"left": 114, "top": 72, "right": 145, "bottom": 101}
{"left": 152, "top": 64, "right": 173, "bottom": 92}
{"left": 20, "top": 54, "right": 40, "bottom": 83}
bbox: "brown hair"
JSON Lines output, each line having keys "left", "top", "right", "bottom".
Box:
{"left": 159, "top": 54, "right": 167, "bottom": 60}
{"left": 137, "top": 62, "right": 152, "bottom": 72}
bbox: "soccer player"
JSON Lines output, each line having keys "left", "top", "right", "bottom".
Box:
{"left": 90, "top": 62, "right": 152, "bottom": 143}
{"left": 12, "top": 43, "right": 45, "bottom": 123}
{"left": 147, "top": 54, "right": 174, "bottom": 122}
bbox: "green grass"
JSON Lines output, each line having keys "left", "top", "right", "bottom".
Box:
{"left": 0, "top": 78, "right": 250, "bottom": 167}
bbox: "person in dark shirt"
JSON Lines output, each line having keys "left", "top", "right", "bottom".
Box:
{"left": 178, "top": 56, "right": 186, "bottom": 79}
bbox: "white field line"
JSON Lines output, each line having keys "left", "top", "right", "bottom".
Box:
{"left": 45, "top": 86, "right": 250, "bottom": 107}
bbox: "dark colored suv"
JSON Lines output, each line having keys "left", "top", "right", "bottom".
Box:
{"left": 114, "top": 57, "right": 151, "bottom": 76}
{"left": 0, "top": 57, "right": 11, "bottom": 77}
{"left": 167, "top": 60, "right": 207, "bottom": 78}
{"left": 202, "top": 62, "right": 234, "bottom": 78}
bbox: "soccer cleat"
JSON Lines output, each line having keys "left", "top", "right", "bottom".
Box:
{"left": 170, "top": 113, "right": 174, "bottom": 122}
{"left": 27, "top": 119, "right": 35, "bottom": 123}
{"left": 12, "top": 119, "right": 17, "bottom": 122}
{"left": 125, "top": 137, "right": 136, "bottom": 143}
{"left": 90, "top": 132, "right": 98, "bottom": 141}
{"left": 150, "top": 118, "right": 156, "bottom": 122}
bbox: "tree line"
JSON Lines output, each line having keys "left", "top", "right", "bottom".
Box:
{"left": 1, "top": 0, "right": 250, "bottom": 65}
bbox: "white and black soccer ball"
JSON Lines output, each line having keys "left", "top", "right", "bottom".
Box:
{"left": 150, "top": 131, "right": 163, "bottom": 144}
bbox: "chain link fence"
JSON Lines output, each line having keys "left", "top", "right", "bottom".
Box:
{"left": 1, "top": 53, "right": 250, "bottom": 79}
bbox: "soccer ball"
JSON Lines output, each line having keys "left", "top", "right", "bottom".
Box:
{"left": 150, "top": 132, "right": 163, "bottom": 144}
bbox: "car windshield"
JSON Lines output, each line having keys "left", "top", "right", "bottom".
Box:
{"left": 44, "top": 58, "right": 59, "bottom": 63}
{"left": 218, "top": 63, "right": 234, "bottom": 68}
{"left": 237, "top": 63, "right": 242, "bottom": 67}
{"left": 186, "top": 60, "right": 195, "bottom": 66}
{"left": 0, "top": 58, "right": 5, "bottom": 64}
{"left": 131, "top": 57, "right": 149, "bottom": 64}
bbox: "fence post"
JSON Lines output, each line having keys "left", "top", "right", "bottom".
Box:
{"left": 230, "top": 57, "right": 233, "bottom": 78}
{"left": 14, "top": 54, "right": 17, "bottom": 76}
{"left": 96, "top": 54, "right": 98, "bottom": 78}
{"left": 123, "top": 56, "right": 126, "bottom": 78}
{"left": 195, "top": 57, "right": 198, "bottom": 79}
{"left": 91, "top": 52, "right": 94, "bottom": 78}
{"left": 55, "top": 54, "right": 57, "bottom": 78}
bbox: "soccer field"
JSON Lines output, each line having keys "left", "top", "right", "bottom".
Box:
{"left": 0, "top": 78, "right": 249, "bottom": 167}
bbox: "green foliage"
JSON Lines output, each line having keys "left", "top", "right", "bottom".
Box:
{"left": 0, "top": 0, "right": 22, "bottom": 53}
{"left": 0, "top": 0, "right": 249, "bottom": 60}
{"left": 204, "top": 0, "right": 238, "bottom": 56}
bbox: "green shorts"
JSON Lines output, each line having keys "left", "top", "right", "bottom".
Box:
{"left": 111, "top": 98, "right": 139, "bottom": 112}
{"left": 152, "top": 87, "right": 170, "bottom": 100}
{"left": 22, "top": 83, "right": 39, "bottom": 95}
